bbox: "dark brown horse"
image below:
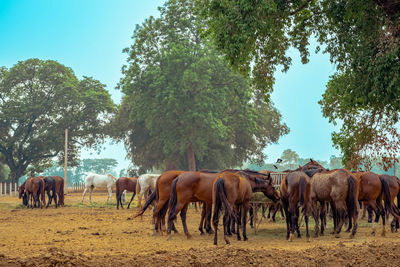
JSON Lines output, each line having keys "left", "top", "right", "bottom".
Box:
{"left": 302, "top": 160, "right": 359, "bottom": 238}
{"left": 280, "top": 171, "right": 311, "bottom": 241}
{"left": 135, "top": 170, "right": 186, "bottom": 234}
{"left": 116, "top": 176, "right": 138, "bottom": 209}
{"left": 378, "top": 174, "right": 400, "bottom": 232}
{"left": 43, "top": 176, "right": 57, "bottom": 208}
{"left": 18, "top": 182, "right": 28, "bottom": 206}
{"left": 25, "top": 177, "right": 46, "bottom": 208}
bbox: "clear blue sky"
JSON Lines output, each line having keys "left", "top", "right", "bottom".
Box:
{"left": 0, "top": 0, "right": 340, "bottom": 172}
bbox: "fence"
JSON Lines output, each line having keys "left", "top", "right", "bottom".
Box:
{"left": 270, "top": 172, "right": 286, "bottom": 189}
{"left": 0, "top": 182, "right": 19, "bottom": 197}
{"left": 69, "top": 182, "right": 85, "bottom": 192}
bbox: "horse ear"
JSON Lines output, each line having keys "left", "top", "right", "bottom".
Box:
{"left": 268, "top": 178, "right": 272, "bottom": 185}
{"left": 310, "top": 159, "right": 313, "bottom": 163}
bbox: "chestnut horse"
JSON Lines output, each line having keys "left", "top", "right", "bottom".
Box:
{"left": 166, "top": 171, "right": 220, "bottom": 239}
{"left": 116, "top": 176, "right": 138, "bottom": 209}
{"left": 135, "top": 170, "right": 186, "bottom": 234}
{"left": 211, "top": 170, "right": 279, "bottom": 245}
{"left": 302, "top": 160, "right": 359, "bottom": 238}
{"left": 378, "top": 174, "right": 400, "bottom": 232}
{"left": 349, "top": 172, "right": 399, "bottom": 236}
{"left": 280, "top": 171, "right": 311, "bottom": 241}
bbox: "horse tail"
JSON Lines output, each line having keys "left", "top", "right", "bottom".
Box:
{"left": 51, "top": 178, "right": 56, "bottom": 200}
{"left": 299, "top": 176, "right": 306, "bottom": 206}
{"left": 60, "top": 178, "right": 64, "bottom": 206}
{"left": 134, "top": 182, "right": 157, "bottom": 218}
{"left": 213, "top": 178, "right": 236, "bottom": 227}
{"left": 167, "top": 178, "right": 179, "bottom": 226}
{"left": 107, "top": 174, "right": 117, "bottom": 182}
{"left": 397, "top": 181, "right": 400, "bottom": 211}
{"left": 380, "top": 177, "right": 400, "bottom": 219}
{"left": 346, "top": 175, "right": 357, "bottom": 219}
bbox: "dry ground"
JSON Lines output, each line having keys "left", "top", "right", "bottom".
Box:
{"left": 0, "top": 192, "right": 400, "bottom": 266}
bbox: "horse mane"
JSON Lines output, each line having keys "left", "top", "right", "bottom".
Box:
{"left": 107, "top": 174, "right": 117, "bottom": 181}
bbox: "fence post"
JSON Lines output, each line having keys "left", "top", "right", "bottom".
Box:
{"left": 14, "top": 183, "right": 17, "bottom": 197}
{"left": 0, "top": 182, "right": 2, "bottom": 196}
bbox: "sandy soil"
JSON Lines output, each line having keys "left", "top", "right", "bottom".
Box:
{"left": 0, "top": 192, "right": 399, "bottom": 266}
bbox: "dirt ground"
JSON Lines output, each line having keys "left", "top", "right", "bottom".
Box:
{"left": 0, "top": 192, "right": 400, "bottom": 266}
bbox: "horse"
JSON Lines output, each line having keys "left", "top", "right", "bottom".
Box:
{"left": 280, "top": 171, "right": 311, "bottom": 241}
{"left": 25, "top": 177, "right": 46, "bottom": 208}
{"left": 166, "top": 170, "right": 220, "bottom": 239}
{"left": 43, "top": 176, "right": 57, "bottom": 208}
{"left": 135, "top": 173, "right": 160, "bottom": 209}
{"left": 116, "top": 176, "right": 138, "bottom": 209}
{"left": 81, "top": 173, "right": 117, "bottom": 203}
{"left": 378, "top": 174, "right": 400, "bottom": 232}
{"left": 211, "top": 170, "right": 279, "bottom": 245}
{"left": 135, "top": 170, "right": 186, "bottom": 234}
{"left": 302, "top": 160, "right": 359, "bottom": 238}
{"left": 348, "top": 171, "right": 398, "bottom": 236}
{"left": 18, "top": 182, "right": 28, "bottom": 206}
{"left": 51, "top": 176, "right": 65, "bottom": 206}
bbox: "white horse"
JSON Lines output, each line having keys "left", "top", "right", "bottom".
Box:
{"left": 136, "top": 173, "right": 160, "bottom": 209}
{"left": 81, "top": 173, "right": 117, "bottom": 203}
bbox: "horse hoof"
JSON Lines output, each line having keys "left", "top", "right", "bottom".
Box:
{"left": 200, "top": 232, "right": 204, "bottom": 235}
{"left": 349, "top": 234, "right": 354, "bottom": 239}
{"left": 381, "top": 231, "right": 386, "bottom": 237}
{"left": 289, "top": 234, "right": 294, "bottom": 242}
{"left": 371, "top": 231, "right": 375, "bottom": 236}
{"left": 186, "top": 234, "right": 192, "bottom": 239}
{"left": 243, "top": 236, "right": 248, "bottom": 241}
{"left": 335, "top": 234, "right": 340, "bottom": 238}
{"left": 306, "top": 236, "right": 310, "bottom": 242}
{"left": 237, "top": 236, "right": 241, "bottom": 241}
{"left": 345, "top": 229, "right": 350, "bottom": 233}
{"left": 167, "top": 235, "right": 172, "bottom": 241}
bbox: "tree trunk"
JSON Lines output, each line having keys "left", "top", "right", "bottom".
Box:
{"left": 187, "top": 143, "right": 196, "bottom": 171}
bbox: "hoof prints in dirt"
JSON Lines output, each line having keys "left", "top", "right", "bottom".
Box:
{"left": 1, "top": 242, "right": 400, "bottom": 267}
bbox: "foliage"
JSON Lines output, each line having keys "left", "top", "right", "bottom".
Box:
{"left": 115, "top": 0, "right": 289, "bottom": 173}
{"left": 0, "top": 59, "right": 115, "bottom": 182}
{"left": 201, "top": 0, "right": 400, "bottom": 169}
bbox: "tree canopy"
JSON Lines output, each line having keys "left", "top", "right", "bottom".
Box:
{"left": 201, "top": 0, "right": 400, "bottom": 169}
{"left": 115, "top": 0, "right": 289, "bottom": 173}
{"left": 0, "top": 59, "right": 115, "bottom": 182}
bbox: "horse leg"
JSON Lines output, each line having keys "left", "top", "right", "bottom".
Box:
{"left": 81, "top": 186, "right": 88, "bottom": 203}
{"left": 205, "top": 203, "right": 214, "bottom": 234}
{"left": 249, "top": 206, "right": 254, "bottom": 228}
{"left": 89, "top": 186, "right": 93, "bottom": 204}
{"left": 367, "top": 206, "right": 373, "bottom": 223}
{"left": 304, "top": 203, "right": 310, "bottom": 242}
{"left": 236, "top": 206, "right": 242, "bottom": 241}
{"left": 376, "top": 200, "right": 386, "bottom": 236}
{"left": 127, "top": 192, "right": 135, "bottom": 209}
{"left": 46, "top": 189, "right": 51, "bottom": 208}
{"left": 334, "top": 202, "right": 346, "bottom": 238}
{"left": 242, "top": 203, "right": 250, "bottom": 241}
{"left": 199, "top": 203, "right": 206, "bottom": 235}
{"left": 311, "top": 200, "right": 320, "bottom": 237}
{"left": 295, "top": 207, "right": 301, "bottom": 238}
{"left": 137, "top": 192, "right": 143, "bottom": 210}
{"left": 282, "top": 198, "right": 291, "bottom": 240}
{"left": 180, "top": 204, "right": 191, "bottom": 239}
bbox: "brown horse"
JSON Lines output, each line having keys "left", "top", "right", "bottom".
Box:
{"left": 211, "top": 171, "right": 251, "bottom": 245}
{"left": 49, "top": 176, "right": 64, "bottom": 206}
{"left": 280, "top": 171, "right": 311, "bottom": 241}
{"left": 25, "top": 177, "right": 46, "bottom": 208}
{"left": 116, "top": 176, "right": 138, "bottom": 209}
{"left": 135, "top": 170, "right": 186, "bottom": 234}
{"left": 166, "top": 171, "right": 220, "bottom": 239}
{"left": 43, "top": 176, "right": 57, "bottom": 208}
{"left": 378, "top": 174, "right": 400, "bottom": 232}
{"left": 302, "top": 160, "right": 359, "bottom": 238}
{"left": 211, "top": 170, "right": 279, "bottom": 245}
{"left": 349, "top": 171, "right": 397, "bottom": 236}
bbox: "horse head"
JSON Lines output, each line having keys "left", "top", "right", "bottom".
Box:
{"left": 18, "top": 182, "right": 26, "bottom": 199}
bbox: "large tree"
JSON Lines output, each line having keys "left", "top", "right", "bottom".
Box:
{"left": 202, "top": 0, "right": 400, "bottom": 169}
{"left": 0, "top": 59, "right": 115, "bottom": 183}
{"left": 116, "top": 0, "right": 288, "bottom": 173}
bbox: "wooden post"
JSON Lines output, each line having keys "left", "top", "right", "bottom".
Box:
{"left": 0, "top": 182, "right": 2, "bottom": 196}
{"left": 14, "top": 183, "right": 17, "bottom": 197}
{"left": 9, "top": 182, "right": 12, "bottom": 196}
{"left": 64, "top": 129, "right": 68, "bottom": 194}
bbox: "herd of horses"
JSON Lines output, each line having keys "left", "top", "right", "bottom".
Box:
{"left": 16, "top": 160, "right": 400, "bottom": 246}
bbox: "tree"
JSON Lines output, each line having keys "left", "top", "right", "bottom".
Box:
{"left": 0, "top": 59, "right": 115, "bottom": 183}
{"left": 201, "top": 0, "right": 400, "bottom": 169}
{"left": 281, "top": 149, "right": 299, "bottom": 165}
{"left": 76, "top": 158, "right": 118, "bottom": 175}
{"left": 115, "top": 0, "right": 288, "bottom": 173}
{"left": 329, "top": 155, "right": 343, "bottom": 170}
